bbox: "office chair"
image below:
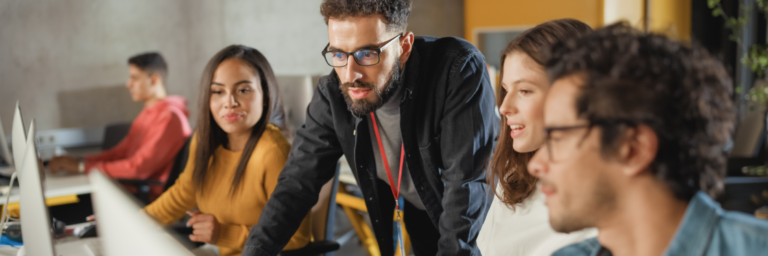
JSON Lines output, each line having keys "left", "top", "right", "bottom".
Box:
{"left": 163, "top": 137, "right": 192, "bottom": 191}
{"left": 335, "top": 180, "right": 412, "bottom": 256}
{"left": 114, "top": 130, "right": 191, "bottom": 205}
{"left": 102, "top": 123, "right": 132, "bottom": 150}
{"left": 101, "top": 122, "right": 158, "bottom": 204}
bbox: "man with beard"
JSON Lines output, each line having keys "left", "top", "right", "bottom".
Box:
{"left": 243, "top": 0, "right": 497, "bottom": 255}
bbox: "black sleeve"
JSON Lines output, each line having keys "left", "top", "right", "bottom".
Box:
{"left": 436, "top": 52, "right": 498, "bottom": 256}
{"left": 242, "top": 83, "right": 344, "bottom": 256}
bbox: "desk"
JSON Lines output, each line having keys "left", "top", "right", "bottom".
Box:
{"left": 0, "top": 172, "right": 91, "bottom": 204}
{"left": 0, "top": 247, "right": 18, "bottom": 256}
{"left": 0, "top": 222, "right": 100, "bottom": 256}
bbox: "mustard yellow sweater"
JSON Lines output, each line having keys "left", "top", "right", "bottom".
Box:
{"left": 144, "top": 124, "right": 311, "bottom": 256}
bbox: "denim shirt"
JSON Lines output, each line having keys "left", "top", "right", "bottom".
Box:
{"left": 553, "top": 191, "right": 768, "bottom": 256}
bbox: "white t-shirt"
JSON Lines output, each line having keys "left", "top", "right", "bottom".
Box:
{"left": 478, "top": 182, "right": 597, "bottom": 256}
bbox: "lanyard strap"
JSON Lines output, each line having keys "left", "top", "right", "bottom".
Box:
{"left": 370, "top": 112, "right": 405, "bottom": 208}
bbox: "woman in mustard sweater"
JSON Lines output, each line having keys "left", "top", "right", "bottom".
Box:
{"left": 144, "top": 45, "right": 311, "bottom": 256}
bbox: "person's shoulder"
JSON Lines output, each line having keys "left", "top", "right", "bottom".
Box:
{"left": 552, "top": 237, "right": 601, "bottom": 256}
{"left": 715, "top": 208, "right": 768, "bottom": 249}
{"left": 154, "top": 96, "right": 190, "bottom": 120}
{"left": 257, "top": 124, "right": 291, "bottom": 155}
{"left": 694, "top": 191, "right": 768, "bottom": 239}
{"left": 416, "top": 36, "right": 481, "bottom": 58}
{"left": 315, "top": 72, "right": 340, "bottom": 96}
{"left": 719, "top": 208, "right": 768, "bottom": 229}
{"left": 248, "top": 125, "right": 290, "bottom": 170}
{"left": 417, "top": 36, "right": 477, "bottom": 51}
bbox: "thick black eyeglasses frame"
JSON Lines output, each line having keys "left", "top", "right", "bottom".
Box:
{"left": 321, "top": 34, "right": 402, "bottom": 67}
{"left": 544, "top": 124, "right": 591, "bottom": 162}
{"left": 543, "top": 119, "right": 635, "bottom": 162}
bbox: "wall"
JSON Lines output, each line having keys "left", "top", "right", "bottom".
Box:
{"left": 0, "top": 0, "right": 464, "bottom": 133}
{"left": 649, "top": 0, "right": 691, "bottom": 42}
{"left": 409, "top": 0, "right": 464, "bottom": 38}
{"left": 0, "top": 0, "right": 194, "bottom": 132}
{"left": 603, "top": 0, "right": 692, "bottom": 42}
{"left": 464, "top": 0, "right": 604, "bottom": 44}
{"left": 603, "top": 0, "right": 646, "bottom": 28}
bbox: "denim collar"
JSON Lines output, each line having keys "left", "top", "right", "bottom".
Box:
{"left": 663, "top": 191, "right": 719, "bottom": 256}
{"left": 586, "top": 192, "right": 719, "bottom": 256}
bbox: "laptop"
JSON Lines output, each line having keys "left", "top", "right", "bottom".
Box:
{"left": 89, "top": 170, "right": 194, "bottom": 256}
{"left": 11, "top": 102, "right": 26, "bottom": 175}
{"left": 18, "top": 119, "right": 100, "bottom": 256}
{"left": 18, "top": 119, "right": 56, "bottom": 256}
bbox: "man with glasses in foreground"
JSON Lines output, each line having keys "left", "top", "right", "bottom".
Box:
{"left": 243, "top": 0, "right": 497, "bottom": 255}
{"left": 528, "top": 22, "right": 768, "bottom": 256}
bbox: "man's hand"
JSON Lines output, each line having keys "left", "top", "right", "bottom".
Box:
{"left": 48, "top": 156, "right": 80, "bottom": 174}
{"left": 187, "top": 210, "right": 220, "bottom": 244}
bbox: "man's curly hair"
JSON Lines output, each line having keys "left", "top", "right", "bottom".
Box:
{"left": 546, "top": 22, "right": 736, "bottom": 200}
{"left": 320, "top": 0, "right": 411, "bottom": 33}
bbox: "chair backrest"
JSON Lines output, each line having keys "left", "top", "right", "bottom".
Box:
{"left": 102, "top": 123, "right": 132, "bottom": 150}
{"left": 275, "top": 76, "right": 314, "bottom": 140}
{"left": 164, "top": 136, "right": 193, "bottom": 192}
{"left": 719, "top": 177, "right": 768, "bottom": 214}
{"left": 310, "top": 162, "right": 341, "bottom": 244}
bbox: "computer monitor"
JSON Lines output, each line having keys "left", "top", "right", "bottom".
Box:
{"left": 89, "top": 170, "right": 193, "bottom": 256}
{"left": 11, "top": 102, "right": 26, "bottom": 172}
{"left": 0, "top": 115, "right": 13, "bottom": 167}
{"left": 18, "top": 120, "right": 57, "bottom": 256}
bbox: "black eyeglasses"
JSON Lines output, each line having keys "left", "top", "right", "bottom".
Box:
{"left": 543, "top": 124, "right": 591, "bottom": 163}
{"left": 321, "top": 34, "right": 402, "bottom": 67}
{"left": 543, "top": 119, "right": 636, "bottom": 162}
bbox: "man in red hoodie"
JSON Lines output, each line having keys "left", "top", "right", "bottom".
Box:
{"left": 49, "top": 52, "right": 192, "bottom": 200}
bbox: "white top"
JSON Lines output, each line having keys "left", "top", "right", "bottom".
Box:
{"left": 478, "top": 183, "right": 597, "bottom": 256}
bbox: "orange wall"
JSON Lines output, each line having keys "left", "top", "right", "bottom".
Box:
{"left": 464, "top": 0, "right": 604, "bottom": 44}
{"left": 649, "top": 0, "right": 691, "bottom": 42}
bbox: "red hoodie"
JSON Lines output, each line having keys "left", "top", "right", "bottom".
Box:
{"left": 85, "top": 96, "right": 192, "bottom": 200}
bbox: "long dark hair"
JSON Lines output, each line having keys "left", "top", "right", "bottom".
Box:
{"left": 193, "top": 45, "right": 285, "bottom": 196}
{"left": 488, "top": 19, "right": 592, "bottom": 207}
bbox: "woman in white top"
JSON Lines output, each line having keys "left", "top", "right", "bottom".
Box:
{"left": 478, "top": 19, "right": 597, "bottom": 256}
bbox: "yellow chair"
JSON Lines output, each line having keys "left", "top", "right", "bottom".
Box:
{"left": 0, "top": 194, "right": 80, "bottom": 218}
{"left": 336, "top": 184, "right": 411, "bottom": 256}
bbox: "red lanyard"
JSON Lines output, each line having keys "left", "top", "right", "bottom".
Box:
{"left": 370, "top": 112, "right": 405, "bottom": 209}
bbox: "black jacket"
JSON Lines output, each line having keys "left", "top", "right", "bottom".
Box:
{"left": 243, "top": 36, "right": 498, "bottom": 256}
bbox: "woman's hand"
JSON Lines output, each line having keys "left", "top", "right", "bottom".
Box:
{"left": 187, "top": 210, "right": 220, "bottom": 244}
